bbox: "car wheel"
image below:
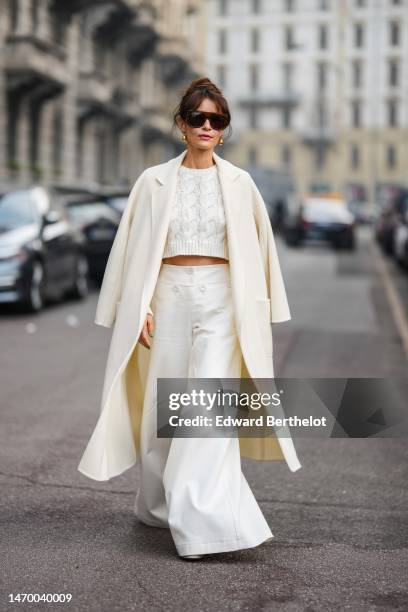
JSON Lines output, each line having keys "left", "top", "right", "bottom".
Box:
{"left": 23, "top": 260, "right": 45, "bottom": 313}
{"left": 69, "top": 253, "right": 89, "bottom": 300}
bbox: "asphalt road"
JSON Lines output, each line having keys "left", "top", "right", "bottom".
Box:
{"left": 1, "top": 226, "right": 407, "bottom": 612}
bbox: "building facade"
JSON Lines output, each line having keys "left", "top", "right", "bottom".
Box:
{"left": 0, "top": 0, "right": 205, "bottom": 191}
{"left": 207, "top": 0, "right": 408, "bottom": 199}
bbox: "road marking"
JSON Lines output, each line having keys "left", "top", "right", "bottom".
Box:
{"left": 369, "top": 237, "right": 408, "bottom": 358}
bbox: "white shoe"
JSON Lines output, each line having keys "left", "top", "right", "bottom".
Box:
{"left": 180, "top": 554, "right": 204, "bottom": 560}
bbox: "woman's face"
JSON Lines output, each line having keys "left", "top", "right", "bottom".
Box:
{"left": 179, "top": 98, "right": 225, "bottom": 152}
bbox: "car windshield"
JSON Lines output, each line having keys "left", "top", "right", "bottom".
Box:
{"left": 305, "top": 198, "right": 346, "bottom": 209}
{"left": 106, "top": 197, "right": 128, "bottom": 213}
{"left": 0, "top": 191, "right": 39, "bottom": 230}
{"left": 66, "top": 202, "right": 118, "bottom": 224}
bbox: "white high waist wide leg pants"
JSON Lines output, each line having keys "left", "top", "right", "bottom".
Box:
{"left": 134, "top": 263, "right": 273, "bottom": 556}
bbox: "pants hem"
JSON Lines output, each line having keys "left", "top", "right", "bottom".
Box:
{"left": 176, "top": 531, "right": 274, "bottom": 557}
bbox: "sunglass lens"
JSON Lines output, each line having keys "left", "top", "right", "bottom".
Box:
{"left": 210, "top": 115, "right": 229, "bottom": 130}
{"left": 187, "top": 111, "right": 206, "bottom": 127}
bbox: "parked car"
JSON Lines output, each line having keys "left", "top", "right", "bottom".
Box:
{"left": 392, "top": 189, "right": 408, "bottom": 269}
{"left": 283, "top": 194, "right": 356, "bottom": 250}
{"left": 347, "top": 199, "right": 379, "bottom": 225}
{"left": 375, "top": 188, "right": 407, "bottom": 256}
{"left": 0, "top": 186, "right": 89, "bottom": 312}
{"left": 63, "top": 196, "right": 121, "bottom": 282}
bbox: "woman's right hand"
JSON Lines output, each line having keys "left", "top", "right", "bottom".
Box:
{"left": 138, "top": 313, "right": 155, "bottom": 349}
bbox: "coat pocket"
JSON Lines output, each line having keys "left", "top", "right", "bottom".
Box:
{"left": 255, "top": 298, "right": 273, "bottom": 357}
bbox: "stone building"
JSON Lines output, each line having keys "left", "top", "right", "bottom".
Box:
{"left": 206, "top": 0, "right": 408, "bottom": 200}
{"left": 0, "top": 0, "right": 205, "bottom": 191}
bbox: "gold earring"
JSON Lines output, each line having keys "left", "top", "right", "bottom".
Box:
{"left": 181, "top": 133, "right": 186, "bottom": 141}
{"left": 219, "top": 137, "right": 224, "bottom": 145}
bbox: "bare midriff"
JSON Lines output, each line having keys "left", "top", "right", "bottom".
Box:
{"left": 162, "top": 255, "right": 228, "bottom": 266}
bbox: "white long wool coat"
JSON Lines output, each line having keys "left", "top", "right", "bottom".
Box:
{"left": 78, "top": 149, "right": 302, "bottom": 481}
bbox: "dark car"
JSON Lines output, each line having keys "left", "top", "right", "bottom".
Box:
{"left": 283, "top": 194, "right": 356, "bottom": 250}
{"left": 392, "top": 189, "right": 408, "bottom": 269}
{"left": 0, "top": 187, "right": 89, "bottom": 312}
{"left": 375, "top": 188, "right": 408, "bottom": 257}
{"left": 63, "top": 197, "right": 121, "bottom": 282}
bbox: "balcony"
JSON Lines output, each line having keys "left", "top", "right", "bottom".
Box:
{"left": 48, "top": 0, "right": 134, "bottom": 17}
{"left": 4, "top": 35, "right": 67, "bottom": 99}
{"left": 126, "top": 23, "right": 159, "bottom": 66}
{"left": 300, "top": 127, "right": 336, "bottom": 145}
{"left": 238, "top": 91, "right": 301, "bottom": 109}
{"left": 77, "top": 72, "right": 113, "bottom": 108}
{"left": 140, "top": 106, "right": 174, "bottom": 142}
{"left": 155, "top": 36, "right": 190, "bottom": 83}
{"left": 77, "top": 75, "right": 136, "bottom": 129}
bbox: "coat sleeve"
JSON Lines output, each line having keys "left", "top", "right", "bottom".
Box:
{"left": 247, "top": 172, "right": 292, "bottom": 323}
{"left": 94, "top": 169, "right": 153, "bottom": 328}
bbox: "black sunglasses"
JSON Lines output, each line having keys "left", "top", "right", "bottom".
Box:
{"left": 185, "top": 110, "right": 230, "bottom": 131}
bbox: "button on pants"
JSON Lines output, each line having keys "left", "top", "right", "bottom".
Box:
{"left": 134, "top": 263, "right": 273, "bottom": 556}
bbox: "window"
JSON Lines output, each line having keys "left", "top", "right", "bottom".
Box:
{"left": 352, "top": 60, "right": 363, "bottom": 88}
{"left": 282, "top": 62, "right": 294, "bottom": 91}
{"left": 52, "top": 108, "right": 63, "bottom": 177}
{"left": 9, "top": 0, "right": 18, "bottom": 31}
{"left": 318, "top": 24, "right": 328, "bottom": 49}
{"left": 251, "top": 28, "right": 260, "bottom": 52}
{"left": 388, "top": 60, "right": 399, "bottom": 86}
{"left": 389, "top": 22, "right": 400, "bottom": 46}
{"left": 317, "top": 100, "right": 327, "bottom": 128}
{"left": 252, "top": 0, "right": 261, "bottom": 13}
{"left": 314, "top": 146, "right": 326, "bottom": 170}
{"left": 282, "top": 108, "right": 292, "bottom": 129}
{"left": 354, "top": 23, "right": 364, "bottom": 48}
{"left": 248, "top": 146, "right": 258, "bottom": 164}
{"left": 31, "top": 0, "right": 40, "bottom": 34}
{"left": 351, "top": 144, "right": 360, "bottom": 169}
{"left": 49, "top": 3, "right": 67, "bottom": 46}
{"left": 387, "top": 99, "right": 398, "bottom": 127}
{"left": 219, "top": 0, "right": 228, "bottom": 15}
{"left": 285, "top": 26, "right": 295, "bottom": 50}
{"left": 249, "top": 107, "right": 258, "bottom": 129}
{"left": 218, "top": 29, "right": 227, "bottom": 54}
{"left": 249, "top": 64, "right": 259, "bottom": 90}
{"left": 281, "top": 144, "right": 292, "bottom": 168}
{"left": 351, "top": 100, "right": 362, "bottom": 127}
{"left": 217, "top": 65, "right": 226, "bottom": 88}
{"left": 317, "top": 62, "right": 327, "bottom": 89}
{"left": 319, "top": 0, "right": 330, "bottom": 10}
{"left": 387, "top": 144, "right": 397, "bottom": 169}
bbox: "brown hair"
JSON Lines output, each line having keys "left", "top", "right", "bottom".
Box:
{"left": 172, "top": 77, "right": 232, "bottom": 140}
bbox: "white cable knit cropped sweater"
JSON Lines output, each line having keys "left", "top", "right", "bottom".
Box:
{"left": 162, "top": 163, "right": 229, "bottom": 260}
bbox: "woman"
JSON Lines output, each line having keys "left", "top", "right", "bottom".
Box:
{"left": 78, "top": 77, "right": 301, "bottom": 560}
